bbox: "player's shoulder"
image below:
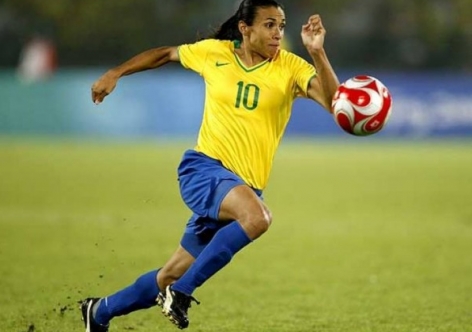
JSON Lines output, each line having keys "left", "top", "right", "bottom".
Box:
{"left": 191, "top": 39, "right": 233, "bottom": 50}
{"left": 276, "top": 49, "right": 310, "bottom": 66}
{"left": 179, "top": 39, "right": 233, "bottom": 63}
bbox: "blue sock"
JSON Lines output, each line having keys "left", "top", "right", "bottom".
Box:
{"left": 172, "top": 221, "right": 251, "bottom": 295}
{"left": 94, "top": 269, "right": 160, "bottom": 325}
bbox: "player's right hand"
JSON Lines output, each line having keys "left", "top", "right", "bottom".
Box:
{"left": 91, "top": 71, "right": 119, "bottom": 104}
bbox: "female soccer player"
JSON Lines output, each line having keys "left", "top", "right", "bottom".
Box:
{"left": 81, "top": 0, "right": 339, "bottom": 330}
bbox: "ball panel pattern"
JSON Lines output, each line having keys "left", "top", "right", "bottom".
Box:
{"left": 332, "top": 75, "right": 392, "bottom": 136}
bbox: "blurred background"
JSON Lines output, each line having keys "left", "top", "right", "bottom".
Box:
{"left": 1, "top": 2, "right": 472, "bottom": 331}
{"left": 0, "top": 0, "right": 471, "bottom": 138}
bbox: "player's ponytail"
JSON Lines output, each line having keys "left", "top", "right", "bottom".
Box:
{"left": 212, "top": 13, "right": 241, "bottom": 41}
{"left": 209, "top": 0, "right": 283, "bottom": 41}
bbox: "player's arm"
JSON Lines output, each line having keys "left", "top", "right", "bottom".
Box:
{"left": 91, "top": 46, "right": 180, "bottom": 104}
{"left": 301, "top": 15, "right": 339, "bottom": 113}
{"left": 306, "top": 49, "right": 339, "bottom": 113}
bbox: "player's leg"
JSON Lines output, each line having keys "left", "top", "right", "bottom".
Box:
{"left": 218, "top": 184, "right": 272, "bottom": 239}
{"left": 80, "top": 149, "right": 224, "bottom": 331}
{"left": 163, "top": 183, "right": 272, "bottom": 328}
{"left": 171, "top": 184, "right": 271, "bottom": 295}
{"left": 162, "top": 149, "right": 272, "bottom": 329}
{"left": 81, "top": 245, "right": 195, "bottom": 331}
{"left": 157, "top": 245, "right": 195, "bottom": 292}
{"left": 159, "top": 217, "right": 223, "bottom": 294}
{"left": 80, "top": 269, "right": 161, "bottom": 332}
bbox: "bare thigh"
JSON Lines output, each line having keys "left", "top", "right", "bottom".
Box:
{"left": 218, "top": 185, "right": 272, "bottom": 240}
{"left": 156, "top": 185, "right": 271, "bottom": 289}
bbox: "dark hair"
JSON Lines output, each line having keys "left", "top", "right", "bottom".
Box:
{"left": 210, "top": 0, "right": 283, "bottom": 40}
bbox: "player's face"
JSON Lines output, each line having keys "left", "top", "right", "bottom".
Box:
{"left": 247, "top": 6, "right": 285, "bottom": 59}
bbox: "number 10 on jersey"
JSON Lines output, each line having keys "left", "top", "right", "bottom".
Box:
{"left": 235, "top": 81, "right": 260, "bottom": 111}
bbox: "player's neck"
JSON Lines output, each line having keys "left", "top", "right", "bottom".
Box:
{"left": 234, "top": 44, "right": 269, "bottom": 67}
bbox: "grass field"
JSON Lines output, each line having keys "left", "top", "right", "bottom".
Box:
{"left": 1, "top": 139, "right": 471, "bottom": 332}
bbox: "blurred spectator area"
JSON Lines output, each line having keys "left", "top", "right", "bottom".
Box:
{"left": 0, "top": 0, "right": 471, "bottom": 70}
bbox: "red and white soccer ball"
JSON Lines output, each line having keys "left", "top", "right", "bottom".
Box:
{"left": 331, "top": 75, "right": 393, "bottom": 136}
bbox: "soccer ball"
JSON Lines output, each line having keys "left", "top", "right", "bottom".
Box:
{"left": 331, "top": 75, "right": 392, "bottom": 136}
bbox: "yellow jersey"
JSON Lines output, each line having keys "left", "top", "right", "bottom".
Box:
{"left": 178, "top": 39, "right": 316, "bottom": 190}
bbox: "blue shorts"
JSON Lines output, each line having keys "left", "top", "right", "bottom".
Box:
{"left": 178, "top": 149, "right": 262, "bottom": 257}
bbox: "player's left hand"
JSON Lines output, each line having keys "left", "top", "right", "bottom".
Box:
{"left": 301, "top": 15, "right": 326, "bottom": 54}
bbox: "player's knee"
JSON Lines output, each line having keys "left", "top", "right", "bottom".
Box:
{"left": 241, "top": 207, "right": 272, "bottom": 239}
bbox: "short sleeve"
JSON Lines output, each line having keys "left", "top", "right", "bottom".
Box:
{"left": 283, "top": 52, "right": 317, "bottom": 98}
{"left": 178, "top": 39, "right": 218, "bottom": 75}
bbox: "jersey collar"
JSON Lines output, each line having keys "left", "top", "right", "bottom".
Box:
{"left": 232, "top": 40, "right": 271, "bottom": 73}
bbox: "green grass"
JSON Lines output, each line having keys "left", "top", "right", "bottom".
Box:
{"left": 1, "top": 139, "right": 472, "bottom": 332}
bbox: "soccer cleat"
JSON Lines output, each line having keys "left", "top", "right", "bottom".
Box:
{"left": 162, "top": 286, "right": 200, "bottom": 329}
{"left": 80, "top": 298, "right": 109, "bottom": 332}
{"left": 156, "top": 292, "right": 166, "bottom": 307}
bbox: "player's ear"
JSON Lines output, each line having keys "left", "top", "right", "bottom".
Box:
{"left": 238, "top": 21, "right": 248, "bottom": 36}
